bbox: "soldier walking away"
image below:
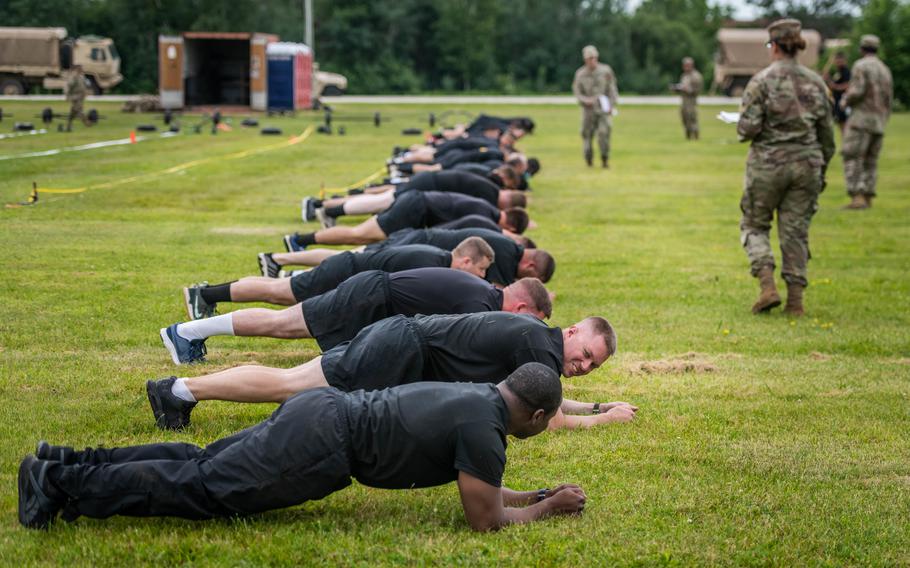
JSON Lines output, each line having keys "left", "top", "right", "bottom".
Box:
{"left": 736, "top": 19, "right": 835, "bottom": 317}
{"left": 671, "top": 57, "right": 703, "bottom": 140}
{"left": 840, "top": 35, "right": 893, "bottom": 210}
{"left": 65, "top": 65, "right": 92, "bottom": 132}
{"left": 572, "top": 45, "right": 618, "bottom": 168}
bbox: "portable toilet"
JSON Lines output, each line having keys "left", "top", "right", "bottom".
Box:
{"left": 266, "top": 42, "right": 313, "bottom": 111}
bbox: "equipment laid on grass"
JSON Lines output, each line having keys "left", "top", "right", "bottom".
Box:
{"left": 136, "top": 124, "right": 157, "bottom": 132}
{"left": 261, "top": 127, "right": 282, "bottom": 135}
{"left": 37, "top": 106, "right": 105, "bottom": 125}
{"left": 14, "top": 122, "right": 35, "bottom": 131}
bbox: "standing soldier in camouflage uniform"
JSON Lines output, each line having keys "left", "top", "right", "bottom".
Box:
{"left": 736, "top": 19, "right": 835, "bottom": 317}
{"left": 671, "top": 57, "right": 703, "bottom": 140}
{"left": 840, "top": 35, "right": 893, "bottom": 210}
{"left": 572, "top": 45, "right": 618, "bottom": 168}
{"left": 65, "top": 65, "right": 92, "bottom": 132}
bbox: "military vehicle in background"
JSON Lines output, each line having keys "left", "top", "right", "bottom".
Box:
{"left": 712, "top": 27, "right": 821, "bottom": 96}
{"left": 315, "top": 67, "right": 347, "bottom": 96}
{"left": 0, "top": 27, "right": 123, "bottom": 95}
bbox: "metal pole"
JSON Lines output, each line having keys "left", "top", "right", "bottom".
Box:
{"left": 304, "top": 0, "right": 314, "bottom": 52}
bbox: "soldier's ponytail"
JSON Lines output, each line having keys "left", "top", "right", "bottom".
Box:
{"left": 775, "top": 37, "right": 807, "bottom": 57}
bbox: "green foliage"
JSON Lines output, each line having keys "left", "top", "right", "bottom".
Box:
{"left": 0, "top": 101, "right": 908, "bottom": 563}
{"left": 854, "top": 0, "right": 910, "bottom": 107}
{"left": 0, "top": 0, "right": 903, "bottom": 97}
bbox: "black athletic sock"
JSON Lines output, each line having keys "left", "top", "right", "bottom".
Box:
{"left": 312, "top": 198, "right": 324, "bottom": 208}
{"left": 325, "top": 205, "right": 345, "bottom": 218}
{"left": 398, "top": 163, "right": 414, "bottom": 174}
{"left": 201, "top": 282, "right": 235, "bottom": 304}
{"left": 347, "top": 188, "right": 364, "bottom": 196}
{"left": 295, "top": 232, "right": 317, "bottom": 248}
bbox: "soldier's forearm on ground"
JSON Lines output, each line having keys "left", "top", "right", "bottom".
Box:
{"left": 501, "top": 487, "right": 540, "bottom": 507}
{"left": 560, "top": 398, "right": 594, "bottom": 414}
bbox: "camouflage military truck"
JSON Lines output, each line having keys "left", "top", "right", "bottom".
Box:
{"left": 0, "top": 27, "right": 122, "bottom": 95}
{"left": 713, "top": 27, "right": 821, "bottom": 96}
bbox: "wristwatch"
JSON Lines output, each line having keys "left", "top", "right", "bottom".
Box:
{"left": 536, "top": 488, "right": 548, "bottom": 502}
{"left": 592, "top": 402, "right": 601, "bottom": 415}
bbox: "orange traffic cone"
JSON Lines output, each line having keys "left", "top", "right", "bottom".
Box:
{"left": 129, "top": 131, "right": 137, "bottom": 144}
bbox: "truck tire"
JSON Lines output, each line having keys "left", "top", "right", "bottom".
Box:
{"left": 321, "top": 85, "right": 344, "bottom": 96}
{"left": 0, "top": 77, "right": 26, "bottom": 96}
{"left": 87, "top": 77, "right": 103, "bottom": 96}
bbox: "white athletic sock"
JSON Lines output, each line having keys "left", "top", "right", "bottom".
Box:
{"left": 171, "top": 378, "right": 197, "bottom": 402}
{"left": 342, "top": 193, "right": 394, "bottom": 215}
{"left": 176, "top": 313, "right": 235, "bottom": 341}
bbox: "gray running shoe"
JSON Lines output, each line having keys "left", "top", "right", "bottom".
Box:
{"left": 315, "top": 207, "right": 336, "bottom": 229}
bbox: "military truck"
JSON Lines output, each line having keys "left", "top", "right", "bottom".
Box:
{"left": 0, "top": 27, "right": 123, "bottom": 95}
{"left": 712, "top": 27, "right": 821, "bottom": 96}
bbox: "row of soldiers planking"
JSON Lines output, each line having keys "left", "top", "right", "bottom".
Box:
{"left": 19, "top": 112, "right": 625, "bottom": 530}
{"left": 572, "top": 20, "right": 893, "bottom": 315}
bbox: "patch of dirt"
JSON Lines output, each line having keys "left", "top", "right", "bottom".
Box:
{"left": 810, "top": 352, "right": 832, "bottom": 361}
{"left": 627, "top": 352, "right": 717, "bottom": 374}
{"left": 211, "top": 227, "right": 279, "bottom": 236}
{"left": 894, "top": 358, "right": 910, "bottom": 366}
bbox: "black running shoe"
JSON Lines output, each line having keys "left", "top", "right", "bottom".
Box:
{"left": 183, "top": 283, "right": 215, "bottom": 320}
{"left": 35, "top": 441, "right": 76, "bottom": 465}
{"left": 301, "top": 197, "right": 319, "bottom": 222}
{"left": 258, "top": 252, "right": 281, "bottom": 278}
{"left": 146, "top": 377, "right": 197, "bottom": 431}
{"left": 18, "top": 455, "right": 64, "bottom": 530}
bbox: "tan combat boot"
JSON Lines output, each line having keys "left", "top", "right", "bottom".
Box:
{"left": 864, "top": 194, "right": 874, "bottom": 208}
{"left": 844, "top": 194, "right": 868, "bottom": 210}
{"left": 783, "top": 283, "right": 805, "bottom": 317}
{"left": 752, "top": 266, "right": 781, "bottom": 314}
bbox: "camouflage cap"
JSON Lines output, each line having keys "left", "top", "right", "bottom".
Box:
{"left": 582, "top": 45, "right": 599, "bottom": 59}
{"left": 860, "top": 34, "right": 880, "bottom": 49}
{"left": 767, "top": 18, "right": 802, "bottom": 42}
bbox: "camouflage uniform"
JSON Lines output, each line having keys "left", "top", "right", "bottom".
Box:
{"left": 66, "top": 68, "right": 91, "bottom": 130}
{"left": 677, "top": 68, "right": 703, "bottom": 139}
{"left": 841, "top": 37, "right": 892, "bottom": 201}
{"left": 572, "top": 53, "right": 618, "bottom": 165}
{"left": 737, "top": 39, "right": 835, "bottom": 290}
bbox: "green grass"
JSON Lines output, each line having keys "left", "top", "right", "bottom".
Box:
{"left": 1, "top": 100, "right": 909, "bottom": 566}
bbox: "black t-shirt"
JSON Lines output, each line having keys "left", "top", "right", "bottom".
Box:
{"left": 453, "top": 161, "right": 503, "bottom": 176}
{"left": 388, "top": 267, "right": 503, "bottom": 316}
{"left": 423, "top": 192, "right": 500, "bottom": 228}
{"left": 830, "top": 65, "right": 851, "bottom": 100}
{"left": 397, "top": 171, "right": 500, "bottom": 206}
{"left": 346, "top": 382, "right": 509, "bottom": 489}
{"left": 379, "top": 227, "right": 522, "bottom": 286}
{"left": 437, "top": 148, "right": 505, "bottom": 170}
{"left": 434, "top": 214, "right": 502, "bottom": 233}
{"left": 352, "top": 245, "right": 451, "bottom": 273}
{"left": 435, "top": 136, "right": 498, "bottom": 156}
{"left": 416, "top": 312, "right": 564, "bottom": 383}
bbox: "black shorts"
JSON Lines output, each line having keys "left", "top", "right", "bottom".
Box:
{"left": 290, "top": 252, "right": 358, "bottom": 302}
{"left": 302, "top": 270, "right": 393, "bottom": 352}
{"left": 376, "top": 191, "right": 427, "bottom": 235}
{"left": 320, "top": 315, "right": 427, "bottom": 392}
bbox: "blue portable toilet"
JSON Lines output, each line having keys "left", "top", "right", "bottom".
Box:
{"left": 267, "top": 42, "right": 313, "bottom": 111}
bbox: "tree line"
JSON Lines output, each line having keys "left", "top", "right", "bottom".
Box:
{"left": 0, "top": 0, "right": 906, "bottom": 104}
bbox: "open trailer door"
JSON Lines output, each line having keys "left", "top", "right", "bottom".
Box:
{"left": 158, "top": 35, "right": 184, "bottom": 109}
{"left": 250, "top": 33, "right": 275, "bottom": 111}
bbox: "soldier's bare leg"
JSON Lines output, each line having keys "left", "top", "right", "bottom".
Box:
{"left": 272, "top": 249, "right": 343, "bottom": 267}
{"left": 229, "top": 277, "right": 298, "bottom": 305}
{"left": 184, "top": 357, "right": 328, "bottom": 403}
{"left": 313, "top": 217, "right": 387, "bottom": 245}
{"left": 411, "top": 164, "right": 442, "bottom": 173}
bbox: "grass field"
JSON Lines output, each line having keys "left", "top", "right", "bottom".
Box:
{"left": 1, "top": 99, "right": 908, "bottom": 566}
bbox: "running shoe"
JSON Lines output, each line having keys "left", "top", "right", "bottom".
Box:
{"left": 146, "top": 377, "right": 197, "bottom": 431}
{"left": 258, "top": 252, "right": 281, "bottom": 278}
{"left": 183, "top": 283, "right": 215, "bottom": 320}
{"left": 160, "top": 324, "right": 207, "bottom": 365}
